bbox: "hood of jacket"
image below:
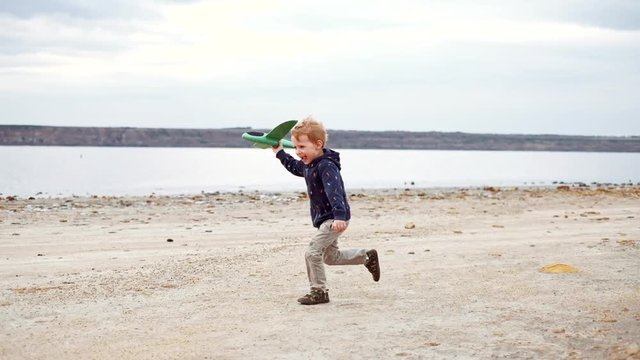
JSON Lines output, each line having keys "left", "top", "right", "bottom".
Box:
{"left": 310, "top": 148, "right": 341, "bottom": 170}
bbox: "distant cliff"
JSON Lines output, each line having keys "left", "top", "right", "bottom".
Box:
{"left": 1, "top": 125, "right": 639, "bottom": 152}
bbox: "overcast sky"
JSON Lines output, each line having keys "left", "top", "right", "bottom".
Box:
{"left": 1, "top": 0, "right": 639, "bottom": 135}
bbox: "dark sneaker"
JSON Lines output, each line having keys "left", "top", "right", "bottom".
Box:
{"left": 298, "top": 289, "right": 330, "bottom": 305}
{"left": 365, "top": 249, "right": 380, "bottom": 282}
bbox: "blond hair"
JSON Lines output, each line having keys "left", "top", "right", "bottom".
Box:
{"left": 292, "top": 116, "right": 328, "bottom": 146}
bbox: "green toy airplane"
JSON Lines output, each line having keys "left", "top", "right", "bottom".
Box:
{"left": 241, "top": 120, "right": 298, "bottom": 149}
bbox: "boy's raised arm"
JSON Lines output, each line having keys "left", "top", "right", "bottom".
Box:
{"left": 274, "top": 148, "right": 304, "bottom": 177}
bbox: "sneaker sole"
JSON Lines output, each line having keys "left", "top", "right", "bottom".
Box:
{"left": 367, "top": 250, "right": 380, "bottom": 282}
{"left": 299, "top": 300, "right": 330, "bottom": 305}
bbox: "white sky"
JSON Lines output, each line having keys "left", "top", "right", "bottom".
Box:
{"left": 1, "top": 0, "right": 639, "bottom": 135}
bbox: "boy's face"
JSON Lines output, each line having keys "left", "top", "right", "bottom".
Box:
{"left": 292, "top": 134, "right": 324, "bottom": 165}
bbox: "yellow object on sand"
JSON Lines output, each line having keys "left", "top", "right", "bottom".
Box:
{"left": 540, "top": 263, "right": 578, "bottom": 273}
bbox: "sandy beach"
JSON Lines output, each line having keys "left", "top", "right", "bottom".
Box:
{"left": 1, "top": 185, "right": 639, "bottom": 359}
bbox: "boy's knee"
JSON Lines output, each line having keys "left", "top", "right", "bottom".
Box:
{"left": 323, "top": 254, "right": 337, "bottom": 265}
{"left": 305, "top": 249, "right": 322, "bottom": 261}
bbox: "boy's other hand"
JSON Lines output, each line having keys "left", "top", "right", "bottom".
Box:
{"left": 331, "top": 220, "right": 348, "bottom": 232}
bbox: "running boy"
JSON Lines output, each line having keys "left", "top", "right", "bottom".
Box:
{"left": 272, "top": 116, "right": 380, "bottom": 305}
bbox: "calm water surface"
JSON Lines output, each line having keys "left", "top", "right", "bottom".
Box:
{"left": 1, "top": 146, "right": 639, "bottom": 197}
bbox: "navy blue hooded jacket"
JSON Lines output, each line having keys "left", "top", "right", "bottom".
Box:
{"left": 276, "top": 148, "right": 351, "bottom": 228}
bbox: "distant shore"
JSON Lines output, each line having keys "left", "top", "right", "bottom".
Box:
{"left": 2, "top": 125, "right": 639, "bottom": 152}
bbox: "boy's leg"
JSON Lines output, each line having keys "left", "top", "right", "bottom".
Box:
{"left": 324, "top": 241, "right": 380, "bottom": 282}
{"left": 323, "top": 241, "right": 366, "bottom": 265}
{"left": 305, "top": 220, "right": 342, "bottom": 290}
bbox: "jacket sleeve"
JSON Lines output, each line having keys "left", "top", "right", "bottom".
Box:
{"left": 319, "top": 161, "right": 348, "bottom": 220}
{"left": 275, "top": 149, "right": 304, "bottom": 177}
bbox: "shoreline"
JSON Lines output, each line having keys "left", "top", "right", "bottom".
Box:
{"left": 3, "top": 181, "right": 640, "bottom": 200}
{"left": 1, "top": 185, "right": 639, "bottom": 359}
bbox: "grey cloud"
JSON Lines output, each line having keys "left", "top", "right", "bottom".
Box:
{"left": 0, "top": 34, "right": 129, "bottom": 56}
{"left": 0, "top": 15, "right": 142, "bottom": 56}
{"left": 0, "top": 1, "right": 175, "bottom": 57}
{"left": 0, "top": 36, "right": 33, "bottom": 55}
{"left": 0, "top": 0, "right": 149, "bottom": 19}
{"left": 0, "top": 0, "right": 199, "bottom": 20}
{"left": 492, "top": 0, "right": 640, "bottom": 31}
{"left": 420, "top": 0, "right": 640, "bottom": 31}
{"left": 0, "top": 0, "right": 72, "bottom": 18}
{"left": 563, "top": 0, "right": 640, "bottom": 31}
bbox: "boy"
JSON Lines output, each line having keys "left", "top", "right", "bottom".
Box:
{"left": 272, "top": 116, "right": 380, "bottom": 305}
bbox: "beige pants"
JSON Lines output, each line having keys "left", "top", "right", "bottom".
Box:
{"left": 305, "top": 219, "right": 367, "bottom": 291}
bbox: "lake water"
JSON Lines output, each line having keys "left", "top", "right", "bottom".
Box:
{"left": 1, "top": 146, "right": 639, "bottom": 197}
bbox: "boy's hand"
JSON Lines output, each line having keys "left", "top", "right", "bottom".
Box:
{"left": 272, "top": 142, "right": 283, "bottom": 153}
{"left": 331, "top": 220, "right": 348, "bottom": 232}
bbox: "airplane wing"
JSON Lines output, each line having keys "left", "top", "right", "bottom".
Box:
{"left": 265, "top": 120, "right": 298, "bottom": 141}
{"left": 241, "top": 120, "right": 298, "bottom": 149}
